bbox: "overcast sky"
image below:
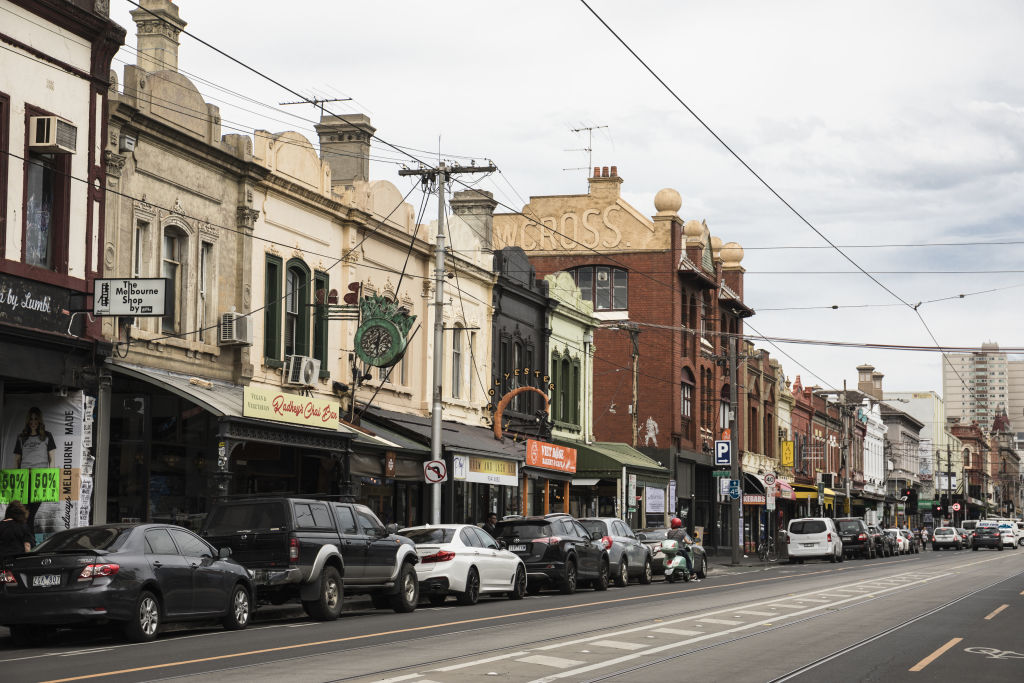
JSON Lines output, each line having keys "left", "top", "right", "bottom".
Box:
{"left": 111, "top": 1, "right": 1024, "bottom": 400}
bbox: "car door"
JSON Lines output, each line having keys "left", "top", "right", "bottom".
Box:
{"left": 616, "top": 521, "right": 645, "bottom": 567}
{"left": 473, "top": 526, "right": 515, "bottom": 589}
{"left": 144, "top": 528, "right": 193, "bottom": 616}
{"left": 457, "top": 527, "right": 489, "bottom": 589}
{"left": 569, "top": 519, "right": 600, "bottom": 576}
{"left": 169, "top": 528, "right": 224, "bottom": 614}
{"left": 355, "top": 505, "right": 395, "bottom": 582}
{"left": 332, "top": 504, "right": 366, "bottom": 581}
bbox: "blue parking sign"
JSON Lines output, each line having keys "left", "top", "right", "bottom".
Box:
{"left": 714, "top": 440, "right": 731, "bottom": 466}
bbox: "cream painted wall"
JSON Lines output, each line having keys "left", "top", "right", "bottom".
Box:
{"left": 546, "top": 271, "right": 598, "bottom": 443}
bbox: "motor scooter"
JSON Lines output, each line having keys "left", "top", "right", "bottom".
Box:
{"left": 661, "top": 539, "right": 692, "bottom": 583}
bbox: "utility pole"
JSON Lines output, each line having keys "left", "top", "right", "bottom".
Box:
{"left": 624, "top": 323, "right": 641, "bottom": 448}
{"left": 398, "top": 161, "right": 495, "bottom": 524}
{"left": 729, "top": 336, "right": 741, "bottom": 566}
{"left": 947, "top": 443, "right": 953, "bottom": 527}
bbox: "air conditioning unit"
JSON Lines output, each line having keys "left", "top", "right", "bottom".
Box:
{"left": 285, "top": 355, "right": 321, "bottom": 387}
{"left": 218, "top": 312, "right": 252, "bottom": 346}
{"left": 28, "top": 116, "right": 77, "bottom": 154}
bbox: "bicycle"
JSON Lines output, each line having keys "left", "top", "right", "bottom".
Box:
{"left": 757, "top": 535, "right": 778, "bottom": 562}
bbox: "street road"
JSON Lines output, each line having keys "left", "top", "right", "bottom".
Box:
{"left": 1, "top": 548, "right": 1021, "bottom": 683}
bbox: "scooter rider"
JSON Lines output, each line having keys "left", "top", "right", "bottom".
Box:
{"left": 666, "top": 517, "right": 694, "bottom": 577}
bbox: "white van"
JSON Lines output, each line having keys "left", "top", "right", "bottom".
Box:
{"left": 785, "top": 518, "right": 843, "bottom": 563}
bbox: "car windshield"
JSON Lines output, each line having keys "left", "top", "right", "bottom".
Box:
{"left": 401, "top": 528, "right": 456, "bottom": 544}
{"left": 204, "top": 502, "right": 288, "bottom": 535}
{"left": 33, "top": 526, "right": 131, "bottom": 553}
{"left": 580, "top": 520, "right": 608, "bottom": 536}
{"left": 637, "top": 528, "right": 669, "bottom": 541}
{"left": 837, "top": 521, "right": 862, "bottom": 533}
{"left": 494, "top": 523, "right": 551, "bottom": 539}
{"left": 789, "top": 520, "right": 826, "bottom": 534}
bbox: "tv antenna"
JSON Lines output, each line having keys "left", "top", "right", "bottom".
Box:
{"left": 279, "top": 96, "right": 352, "bottom": 118}
{"left": 563, "top": 125, "right": 608, "bottom": 173}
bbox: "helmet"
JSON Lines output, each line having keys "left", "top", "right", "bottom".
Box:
{"left": 670, "top": 517, "right": 683, "bottom": 529}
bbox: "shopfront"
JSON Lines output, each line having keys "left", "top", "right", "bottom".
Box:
{"left": 523, "top": 439, "right": 576, "bottom": 517}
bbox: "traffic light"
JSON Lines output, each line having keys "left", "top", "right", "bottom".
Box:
{"left": 901, "top": 488, "right": 913, "bottom": 499}
{"left": 342, "top": 282, "right": 361, "bottom": 306}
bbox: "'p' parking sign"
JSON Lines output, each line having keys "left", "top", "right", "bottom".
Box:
{"left": 714, "top": 440, "right": 732, "bottom": 466}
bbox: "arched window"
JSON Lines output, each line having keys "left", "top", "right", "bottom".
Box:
{"left": 451, "top": 324, "right": 463, "bottom": 399}
{"left": 681, "top": 368, "right": 695, "bottom": 440}
{"left": 511, "top": 341, "right": 523, "bottom": 411}
{"left": 719, "top": 383, "right": 731, "bottom": 432}
{"left": 284, "top": 261, "right": 310, "bottom": 357}
{"left": 570, "top": 265, "right": 628, "bottom": 310}
{"left": 560, "top": 356, "right": 571, "bottom": 421}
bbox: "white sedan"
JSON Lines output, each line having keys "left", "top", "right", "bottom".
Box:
{"left": 400, "top": 524, "right": 527, "bottom": 606}
{"left": 885, "top": 529, "right": 909, "bottom": 554}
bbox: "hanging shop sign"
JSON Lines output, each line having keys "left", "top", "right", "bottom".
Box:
{"left": 92, "top": 278, "right": 167, "bottom": 316}
{"left": 243, "top": 386, "right": 340, "bottom": 429}
{"left": 525, "top": 439, "right": 577, "bottom": 473}
{"left": 353, "top": 293, "right": 416, "bottom": 368}
{"left": 453, "top": 454, "right": 518, "bottom": 486}
{"left": 781, "top": 441, "right": 794, "bottom": 467}
{"left": 0, "top": 272, "right": 81, "bottom": 336}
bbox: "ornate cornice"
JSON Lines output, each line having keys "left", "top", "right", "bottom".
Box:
{"left": 237, "top": 206, "right": 260, "bottom": 229}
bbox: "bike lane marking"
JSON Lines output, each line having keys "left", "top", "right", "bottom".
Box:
{"left": 908, "top": 637, "right": 963, "bottom": 671}
{"left": 983, "top": 604, "right": 1008, "bottom": 620}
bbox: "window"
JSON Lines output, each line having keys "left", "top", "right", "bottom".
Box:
{"left": 169, "top": 528, "right": 212, "bottom": 557}
{"left": 293, "top": 502, "right": 332, "bottom": 529}
{"left": 681, "top": 368, "right": 694, "bottom": 439}
{"left": 264, "top": 256, "right": 282, "bottom": 360}
{"left": 284, "top": 260, "right": 310, "bottom": 357}
{"left": 355, "top": 507, "right": 384, "bottom": 536}
{"left": 198, "top": 242, "right": 213, "bottom": 343}
{"left": 24, "top": 148, "right": 70, "bottom": 271}
{"left": 469, "top": 331, "right": 478, "bottom": 400}
{"left": 511, "top": 342, "right": 522, "bottom": 410}
{"left": 145, "top": 529, "right": 178, "bottom": 555}
{"left": 161, "top": 228, "right": 184, "bottom": 334}
{"left": 0, "top": 93, "right": 7, "bottom": 258}
{"left": 571, "top": 266, "right": 628, "bottom": 310}
{"left": 460, "top": 528, "right": 480, "bottom": 547}
{"left": 451, "top": 324, "right": 463, "bottom": 399}
{"left": 132, "top": 220, "right": 147, "bottom": 278}
{"left": 560, "top": 357, "right": 570, "bottom": 420}
{"left": 313, "top": 271, "right": 329, "bottom": 368}
{"left": 720, "top": 385, "right": 730, "bottom": 431}
{"left": 333, "top": 505, "right": 358, "bottom": 534}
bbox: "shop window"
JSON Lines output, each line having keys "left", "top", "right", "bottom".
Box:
{"left": 451, "top": 324, "right": 463, "bottom": 399}
{"left": 161, "top": 227, "right": 185, "bottom": 334}
{"left": 571, "top": 265, "right": 628, "bottom": 310}
{"left": 23, "top": 148, "right": 70, "bottom": 271}
{"left": 264, "top": 255, "right": 282, "bottom": 360}
{"left": 284, "top": 260, "right": 310, "bottom": 357}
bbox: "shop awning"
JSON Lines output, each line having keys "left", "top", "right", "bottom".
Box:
{"left": 560, "top": 440, "right": 669, "bottom": 487}
{"left": 357, "top": 418, "right": 430, "bottom": 455}
{"left": 776, "top": 481, "right": 796, "bottom": 500}
{"left": 792, "top": 483, "right": 836, "bottom": 502}
{"left": 571, "top": 478, "right": 601, "bottom": 486}
{"left": 363, "top": 406, "right": 525, "bottom": 462}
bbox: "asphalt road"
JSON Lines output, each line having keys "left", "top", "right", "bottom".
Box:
{"left": 1, "top": 547, "right": 1021, "bottom": 683}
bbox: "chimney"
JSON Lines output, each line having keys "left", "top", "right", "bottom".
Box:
{"left": 449, "top": 189, "right": 497, "bottom": 251}
{"left": 588, "top": 163, "right": 623, "bottom": 200}
{"left": 871, "top": 371, "right": 884, "bottom": 398}
{"left": 315, "top": 113, "right": 376, "bottom": 189}
{"left": 130, "top": 0, "right": 186, "bottom": 73}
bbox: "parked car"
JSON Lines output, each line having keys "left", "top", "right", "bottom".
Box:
{"left": 493, "top": 513, "right": 610, "bottom": 594}
{"left": 1017, "top": 522, "right": 1024, "bottom": 548}
{"left": 868, "top": 525, "right": 894, "bottom": 557}
{"left": 398, "top": 525, "right": 526, "bottom": 606}
{"left": 930, "top": 527, "right": 963, "bottom": 550}
{"left": 835, "top": 518, "right": 876, "bottom": 559}
{"left": 202, "top": 497, "right": 419, "bottom": 618}
{"left": 579, "top": 518, "right": 654, "bottom": 586}
{"left": 635, "top": 527, "right": 708, "bottom": 579}
{"left": 996, "top": 522, "right": 1018, "bottom": 549}
{"left": 900, "top": 529, "right": 920, "bottom": 553}
{"left": 785, "top": 518, "right": 843, "bottom": 564}
{"left": 885, "top": 529, "right": 908, "bottom": 554}
{"left": 0, "top": 524, "right": 252, "bottom": 644}
{"left": 971, "top": 522, "right": 1003, "bottom": 550}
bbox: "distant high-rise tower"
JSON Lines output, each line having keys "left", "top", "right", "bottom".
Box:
{"left": 942, "top": 342, "right": 1010, "bottom": 430}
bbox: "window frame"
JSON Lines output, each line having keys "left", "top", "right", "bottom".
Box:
{"left": 451, "top": 323, "right": 463, "bottom": 399}
{"left": 22, "top": 104, "right": 70, "bottom": 273}
{"left": 0, "top": 91, "right": 8, "bottom": 260}
{"left": 570, "top": 265, "right": 629, "bottom": 311}
{"left": 284, "top": 259, "right": 311, "bottom": 358}
{"left": 160, "top": 226, "right": 186, "bottom": 335}
{"left": 313, "top": 270, "right": 329, "bottom": 370}
{"left": 264, "top": 254, "right": 283, "bottom": 362}
{"left": 198, "top": 240, "right": 214, "bottom": 344}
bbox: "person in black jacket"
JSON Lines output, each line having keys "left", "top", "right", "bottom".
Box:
{"left": 0, "top": 501, "right": 32, "bottom": 560}
{"left": 482, "top": 513, "right": 498, "bottom": 538}
{"left": 666, "top": 517, "right": 695, "bottom": 577}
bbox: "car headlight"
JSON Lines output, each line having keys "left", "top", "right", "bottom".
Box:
{"left": 247, "top": 569, "right": 255, "bottom": 578}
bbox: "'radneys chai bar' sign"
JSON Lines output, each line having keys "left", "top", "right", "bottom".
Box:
{"left": 243, "top": 386, "right": 340, "bottom": 429}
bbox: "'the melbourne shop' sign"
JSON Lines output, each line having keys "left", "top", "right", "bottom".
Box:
{"left": 0, "top": 272, "right": 79, "bottom": 336}
{"left": 243, "top": 386, "right": 340, "bottom": 429}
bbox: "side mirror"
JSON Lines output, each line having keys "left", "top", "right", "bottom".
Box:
{"left": 498, "top": 540, "right": 508, "bottom": 550}
{"left": 590, "top": 531, "right": 603, "bottom": 541}
{"left": 218, "top": 547, "right": 232, "bottom": 559}
{"left": 386, "top": 523, "right": 399, "bottom": 535}
{"left": 637, "top": 533, "right": 647, "bottom": 541}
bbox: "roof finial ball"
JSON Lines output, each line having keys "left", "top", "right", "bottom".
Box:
{"left": 711, "top": 235, "right": 723, "bottom": 260}
{"left": 653, "top": 187, "right": 681, "bottom": 216}
{"left": 721, "top": 241, "right": 745, "bottom": 268}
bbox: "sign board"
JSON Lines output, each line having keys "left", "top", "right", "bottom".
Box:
{"left": 728, "top": 479, "right": 741, "bottom": 500}
{"left": 719, "top": 477, "right": 731, "bottom": 499}
{"left": 0, "top": 469, "right": 29, "bottom": 504}
{"left": 668, "top": 480, "right": 676, "bottom": 511}
{"left": 645, "top": 487, "right": 665, "bottom": 513}
{"left": 952, "top": 502, "right": 961, "bottom": 512}
{"left": 243, "top": 387, "right": 340, "bottom": 430}
{"left": 743, "top": 494, "right": 766, "bottom": 505}
{"left": 781, "top": 441, "right": 794, "bottom": 467}
{"left": 763, "top": 473, "right": 776, "bottom": 487}
{"left": 627, "top": 474, "right": 637, "bottom": 512}
{"left": 712, "top": 469, "right": 731, "bottom": 478}
{"left": 31, "top": 468, "right": 59, "bottom": 503}
{"left": 424, "top": 460, "right": 448, "bottom": 483}
{"left": 92, "top": 278, "right": 167, "bottom": 316}
{"left": 714, "top": 440, "right": 732, "bottom": 466}
{"left": 452, "top": 454, "right": 517, "bottom": 486}
{"left": 767, "top": 494, "right": 776, "bottom": 510}
{"left": 525, "top": 439, "right": 577, "bottom": 473}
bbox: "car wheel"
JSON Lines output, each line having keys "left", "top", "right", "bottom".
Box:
{"left": 696, "top": 556, "right": 708, "bottom": 579}
{"left": 457, "top": 567, "right": 481, "bottom": 606}
{"left": 508, "top": 565, "right": 527, "bottom": 600}
{"left": 124, "top": 590, "right": 161, "bottom": 643}
{"left": 972, "top": 545, "right": 979, "bottom": 551}
{"left": 838, "top": 550, "right": 845, "bottom": 562}
{"left": 559, "top": 558, "right": 578, "bottom": 594}
{"left": 998, "top": 544, "right": 1004, "bottom": 551}
{"left": 639, "top": 558, "right": 653, "bottom": 584}
{"left": 222, "top": 584, "right": 251, "bottom": 630}
{"left": 428, "top": 595, "right": 447, "bottom": 607}
{"left": 830, "top": 551, "right": 837, "bottom": 563}
{"left": 593, "top": 559, "right": 610, "bottom": 591}
{"left": 614, "top": 559, "right": 629, "bottom": 588}
{"left": 391, "top": 562, "right": 419, "bottom": 613}
{"left": 303, "top": 566, "right": 343, "bottom": 621}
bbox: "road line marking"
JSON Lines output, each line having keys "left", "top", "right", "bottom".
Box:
{"left": 909, "top": 637, "right": 963, "bottom": 672}
{"left": 376, "top": 674, "right": 423, "bottom": 683}
{"left": 794, "top": 597, "right": 829, "bottom": 603}
{"left": 516, "top": 655, "right": 584, "bottom": 669}
{"left": 435, "top": 652, "right": 530, "bottom": 672}
{"left": 588, "top": 640, "right": 647, "bottom": 651}
{"left": 652, "top": 628, "right": 703, "bottom": 636}
{"left": 736, "top": 610, "right": 774, "bottom": 616}
{"left": 696, "top": 618, "right": 744, "bottom": 626}
{"left": 984, "top": 604, "right": 1009, "bottom": 620}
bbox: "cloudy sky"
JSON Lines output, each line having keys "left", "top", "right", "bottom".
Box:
{"left": 111, "top": 1, "right": 1024, "bottom": 397}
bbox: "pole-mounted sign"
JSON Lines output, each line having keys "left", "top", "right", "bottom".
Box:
{"left": 93, "top": 278, "right": 167, "bottom": 316}
{"left": 714, "top": 440, "right": 732, "bottom": 466}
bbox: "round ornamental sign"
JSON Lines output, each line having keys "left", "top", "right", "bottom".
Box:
{"left": 763, "top": 473, "right": 776, "bottom": 487}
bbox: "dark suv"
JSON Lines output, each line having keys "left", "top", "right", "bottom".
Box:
{"left": 835, "top": 518, "right": 876, "bottom": 559}
{"left": 970, "top": 523, "right": 1003, "bottom": 551}
{"left": 203, "top": 498, "right": 419, "bottom": 619}
{"left": 493, "top": 513, "right": 610, "bottom": 594}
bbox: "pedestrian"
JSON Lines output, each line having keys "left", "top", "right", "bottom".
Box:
{"left": 482, "top": 512, "right": 498, "bottom": 538}
{"left": 0, "top": 501, "right": 32, "bottom": 561}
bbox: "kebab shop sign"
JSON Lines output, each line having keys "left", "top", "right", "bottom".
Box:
{"left": 243, "top": 387, "right": 340, "bottom": 429}
{"left": 526, "top": 439, "right": 577, "bottom": 473}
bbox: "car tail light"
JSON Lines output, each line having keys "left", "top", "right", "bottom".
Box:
{"left": 784, "top": 533, "right": 790, "bottom": 545}
{"left": 601, "top": 536, "right": 613, "bottom": 550}
{"left": 78, "top": 563, "right": 119, "bottom": 580}
{"left": 827, "top": 533, "right": 832, "bottom": 542}
{"left": 421, "top": 550, "right": 456, "bottom": 563}
{"left": 0, "top": 570, "right": 15, "bottom": 584}
{"left": 289, "top": 536, "right": 300, "bottom": 562}
{"left": 973, "top": 532, "right": 977, "bottom": 537}
{"left": 858, "top": 533, "right": 867, "bottom": 540}
{"left": 535, "top": 536, "right": 562, "bottom": 545}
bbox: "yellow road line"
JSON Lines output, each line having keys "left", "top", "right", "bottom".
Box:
{"left": 909, "top": 637, "right": 962, "bottom": 672}
{"left": 984, "top": 604, "right": 1008, "bottom": 620}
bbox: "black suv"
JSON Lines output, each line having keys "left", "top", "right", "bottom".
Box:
{"left": 835, "top": 518, "right": 876, "bottom": 559}
{"left": 203, "top": 498, "right": 419, "bottom": 619}
{"left": 493, "top": 513, "right": 610, "bottom": 594}
{"left": 970, "top": 524, "right": 1003, "bottom": 551}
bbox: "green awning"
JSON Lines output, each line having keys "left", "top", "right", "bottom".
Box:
{"left": 559, "top": 440, "right": 670, "bottom": 487}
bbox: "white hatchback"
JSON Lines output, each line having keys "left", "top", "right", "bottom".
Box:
{"left": 785, "top": 518, "right": 843, "bottom": 563}
{"left": 885, "top": 529, "right": 910, "bottom": 554}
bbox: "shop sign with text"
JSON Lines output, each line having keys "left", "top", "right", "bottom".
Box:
{"left": 453, "top": 454, "right": 518, "bottom": 486}
{"left": 243, "top": 386, "right": 340, "bottom": 429}
{"left": 525, "top": 439, "right": 577, "bottom": 473}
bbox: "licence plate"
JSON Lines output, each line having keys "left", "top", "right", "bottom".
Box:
{"left": 801, "top": 543, "right": 816, "bottom": 548}
{"left": 509, "top": 544, "right": 528, "bottom": 552}
{"left": 842, "top": 536, "right": 853, "bottom": 541}
{"left": 32, "top": 573, "right": 61, "bottom": 588}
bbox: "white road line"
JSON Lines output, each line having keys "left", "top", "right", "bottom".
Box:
{"left": 516, "top": 655, "right": 585, "bottom": 669}
{"left": 588, "top": 640, "right": 647, "bottom": 651}
{"left": 434, "top": 652, "right": 531, "bottom": 672}
{"left": 736, "top": 610, "right": 775, "bottom": 617}
{"left": 793, "top": 597, "right": 830, "bottom": 603}
{"left": 652, "top": 628, "right": 704, "bottom": 636}
{"left": 695, "top": 618, "right": 745, "bottom": 626}
{"left": 374, "top": 673, "right": 423, "bottom": 683}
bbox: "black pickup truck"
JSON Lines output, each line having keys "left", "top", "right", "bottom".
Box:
{"left": 202, "top": 498, "right": 419, "bottom": 619}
